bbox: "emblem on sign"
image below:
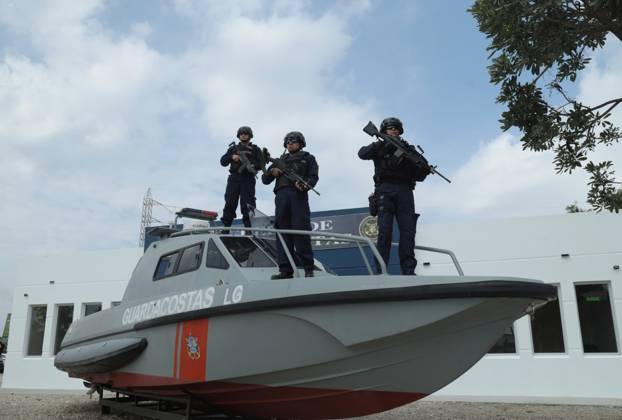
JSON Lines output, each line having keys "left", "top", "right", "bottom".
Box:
{"left": 186, "top": 333, "right": 201, "bottom": 360}
{"left": 359, "top": 215, "right": 379, "bottom": 240}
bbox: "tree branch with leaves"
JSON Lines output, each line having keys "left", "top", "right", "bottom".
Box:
{"left": 470, "top": 0, "right": 622, "bottom": 212}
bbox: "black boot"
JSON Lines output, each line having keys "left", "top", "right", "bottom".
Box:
{"left": 221, "top": 223, "right": 231, "bottom": 235}
{"left": 221, "top": 218, "right": 231, "bottom": 234}
{"left": 305, "top": 270, "right": 314, "bottom": 278}
{"left": 243, "top": 220, "right": 252, "bottom": 235}
{"left": 271, "top": 272, "right": 293, "bottom": 280}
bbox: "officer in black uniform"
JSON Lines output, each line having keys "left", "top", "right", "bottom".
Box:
{"left": 358, "top": 117, "right": 430, "bottom": 275}
{"left": 262, "top": 131, "right": 319, "bottom": 279}
{"left": 220, "top": 126, "right": 263, "bottom": 229}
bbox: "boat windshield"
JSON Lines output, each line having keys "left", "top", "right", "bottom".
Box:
{"left": 220, "top": 237, "right": 277, "bottom": 268}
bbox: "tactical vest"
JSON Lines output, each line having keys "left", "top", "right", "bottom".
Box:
{"left": 229, "top": 143, "right": 259, "bottom": 174}
{"left": 373, "top": 142, "right": 417, "bottom": 186}
{"left": 275, "top": 151, "right": 311, "bottom": 190}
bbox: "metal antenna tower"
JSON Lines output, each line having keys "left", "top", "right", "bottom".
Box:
{"left": 139, "top": 188, "right": 154, "bottom": 247}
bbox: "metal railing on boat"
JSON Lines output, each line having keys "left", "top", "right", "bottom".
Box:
{"left": 172, "top": 226, "right": 385, "bottom": 278}
{"left": 170, "top": 226, "right": 464, "bottom": 277}
{"left": 404, "top": 243, "right": 464, "bottom": 276}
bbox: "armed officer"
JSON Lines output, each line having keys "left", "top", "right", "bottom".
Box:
{"left": 358, "top": 117, "right": 430, "bottom": 275}
{"left": 262, "top": 131, "right": 319, "bottom": 279}
{"left": 220, "top": 126, "right": 263, "bottom": 229}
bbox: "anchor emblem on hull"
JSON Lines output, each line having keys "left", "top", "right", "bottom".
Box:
{"left": 186, "top": 333, "right": 201, "bottom": 360}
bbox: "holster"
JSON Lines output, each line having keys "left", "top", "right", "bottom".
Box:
{"left": 368, "top": 192, "right": 379, "bottom": 216}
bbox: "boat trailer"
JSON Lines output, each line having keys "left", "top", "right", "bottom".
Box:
{"left": 98, "top": 386, "right": 257, "bottom": 420}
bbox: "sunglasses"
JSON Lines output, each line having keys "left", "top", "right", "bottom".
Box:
{"left": 286, "top": 139, "right": 300, "bottom": 144}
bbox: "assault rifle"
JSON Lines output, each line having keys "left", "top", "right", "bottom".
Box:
{"left": 228, "top": 141, "right": 258, "bottom": 177}
{"left": 262, "top": 148, "right": 320, "bottom": 195}
{"left": 363, "top": 121, "right": 451, "bottom": 183}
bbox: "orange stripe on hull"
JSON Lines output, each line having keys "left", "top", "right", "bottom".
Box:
{"left": 178, "top": 319, "right": 209, "bottom": 382}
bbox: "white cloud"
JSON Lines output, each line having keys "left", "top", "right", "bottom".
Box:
{"left": 4, "top": 154, "right": 36, "bottom": 178}
{"left": 416, "top": 133, "right": 589, "bottom": 221}
{"left": 171, "top": 10, "right": 375, "bottom": 211}
{"left": 578, "top": 36, "right": 622, "bottom": 111}
{"left": 577, "top": 35, "right": 622, "bottom": 179}
{"left": 0, "top": 0, "right": 376, "bottom": 269}
{"left": 416, "top": 37, "right": 622, "bottom": 222}
{"left": 0, "top": 0, "right": 102, "bottom": 33}
{"left": 131, "top": 22, "right": 152, "bottom": 38}
{"left": 173, "top": 0, "right": 266, "bottom": 20}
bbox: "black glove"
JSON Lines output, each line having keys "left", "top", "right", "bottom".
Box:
{"left": 383, "top": 142, "right": 397, "bottom": 154}
{"left": 413, "top": 163, "right": 431, "bottom": 182}
{"left": 295, "top": 181, "right": 309, "bottom": 192}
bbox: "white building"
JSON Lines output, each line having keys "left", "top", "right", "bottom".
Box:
{"left": 2, "top": 248, "right": 142, "bottom": 390}
{"left": 2, "top": 212, "right": 621, "bottom": 404}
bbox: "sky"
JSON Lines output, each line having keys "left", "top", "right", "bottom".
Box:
{"left": 1, "top": 0, "right": 621, "bottom": 322}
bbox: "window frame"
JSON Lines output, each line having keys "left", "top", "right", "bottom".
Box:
{"left": 25, "top": 305, "right": 48, "bottom": 357}
{"left": 176, "top": 242, "right": 205, "bottom": 275}
{"left": 205, "top": 238, "right": 230, "bottom": 270}
{"left": 530, "top": 283, "right": 567, "bottom": 355}
{"left": 487, "top": 323, "right": 518, "bottom": 355}
{"left": 153, "top": 241, "right": 205, "bottom": 281}
{"left": 220, "top": 236, "right": 278, "bottom": 268}
{"left": 82, "top": 302, "right": 103, "bottom": 317}
{"left": 153, "top": 249, "right": 181, "bottom": 281}
{"left": 574, "top": 280, "right": 620, "bottom": 355}
{"left": 53, "top": 304, "right": 74, "bottom": 355}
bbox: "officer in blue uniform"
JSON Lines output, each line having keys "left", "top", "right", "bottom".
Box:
{"left": 262, "top": 131, "right": 319, "bottom": 279}
{"left": 358, "top": 117, "right": 430, "bottom": 275}
{"left": 220, "top": 126, "right": 263, "bottom": 229}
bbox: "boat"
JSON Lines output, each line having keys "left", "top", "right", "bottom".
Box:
{"left": 54, "top": 208, "right": 557, "bottom": 419}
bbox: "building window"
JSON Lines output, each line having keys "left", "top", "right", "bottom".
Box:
{"left": 575, "top": 283, "right": 618, "bottom": 353}
{"left": 83, "top": 303, "right": 102, "bottom": 317}
{"left": 488, "top": 326, "right": 516, "bottom": 354}
{"left": 177, "top": 243, "right": 204, "bottom": 274}
{"left": 26, "top": 305, "right": 47, "bottom": 356}
{"left": 54, "top": 305, "right": 73, "bottom": 355}
{"left": 206, "top": 239, "right": 229, "bottom": 269}
{"left": 531, "top": 287, "right": 565, "bottom": 353}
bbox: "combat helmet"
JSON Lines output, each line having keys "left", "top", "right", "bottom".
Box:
{"left": 237, "top": 126, "right": 253, "bottom": 139}
{"left": 380, "top": 117, "right": 403, "bottom": 135}
{"left": 283, "top": 131, "right": 306, "bottom": 148}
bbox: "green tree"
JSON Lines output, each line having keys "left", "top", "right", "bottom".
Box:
{"left": 1, "top": 313, "right": 9, "bottom": 350}
{"left": 565, "top": 201, "right": 588, "bottom": 212}
{"left": 470, "top": 0, "right": 622, "bottom": 212}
